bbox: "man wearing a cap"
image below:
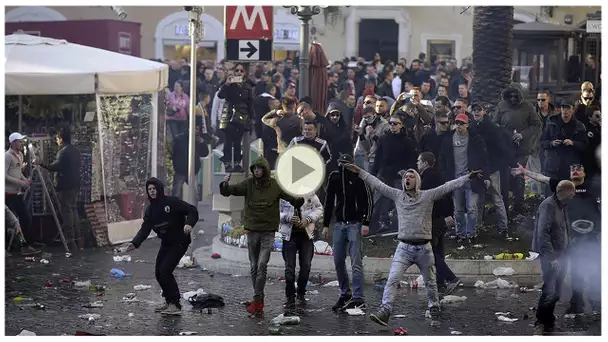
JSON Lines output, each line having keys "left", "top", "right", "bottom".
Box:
{"left": 539, "top": 100, "right": 588, "bottom": 181}
{"left": 355, "top": 106, "right": 390, "bottom": 172}
{"left": 438, "top": 113, "right": 489, "bottom": 243}
{"left": 5, "top": 132, "right": 36, "bottom": 251}
{"left": 492, "top": 83, "right": 541, "bottom": 214}
{"left": 471, "top": 101, "right": 516, "bottom": 237}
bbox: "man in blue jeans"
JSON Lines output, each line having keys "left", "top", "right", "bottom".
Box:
{"left": 322, "top": 154, "right": 373, "bottom": 312}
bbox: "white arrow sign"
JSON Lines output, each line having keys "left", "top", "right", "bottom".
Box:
{"left": 238, "top": 40, "right": 260, "bottom": 60}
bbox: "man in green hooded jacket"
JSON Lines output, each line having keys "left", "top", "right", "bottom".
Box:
{"left": 220, "top": 156, "right": 304, "bottom": 315}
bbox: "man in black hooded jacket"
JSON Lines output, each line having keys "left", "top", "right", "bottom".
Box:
{"left": 124, "top": 178, "right": 199, "bottom": 316}
{"left": 325, "top": 103, "right": 354, "bottom": 175}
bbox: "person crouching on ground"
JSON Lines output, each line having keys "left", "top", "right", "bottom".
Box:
{"left": 531, "top": 180, "right": 575, "bottom": 335}
{"left": 343, "top": 163, "right": 481, "bottom": 327}
{"left": 219, "top": 156, "right": 304, "bottom": 315}
{"left": 279, "top": 194, "right": 323, "bottom": 311}
{"left": 123, "top": 177, "right": 199, "bottom": 316}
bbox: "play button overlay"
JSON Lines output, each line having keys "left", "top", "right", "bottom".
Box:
{"left": 276, "top": 145, "right": 325, "bottom": 197}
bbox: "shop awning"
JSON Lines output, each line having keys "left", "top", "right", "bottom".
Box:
{"left": 4, "top": 32, "right": 168, "bottom": 95}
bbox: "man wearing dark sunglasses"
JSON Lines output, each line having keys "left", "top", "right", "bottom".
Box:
{"left": 217, "top": 63, "right": 255, "bottom": 172}
{"left": 574, "top": 86, "right": 598, "bottom": 128}
{"left": 420, "top": 109, "right": 452, "bottom": 160}
{"left": 532, "top": 90, "right": 555, "bottom": 195}
{"left": 493, "top": 83, "right": 541, "bottom": 214}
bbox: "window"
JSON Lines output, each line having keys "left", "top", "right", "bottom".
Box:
{"left": 427, "top": 40, "right": 455, "bottom": 62}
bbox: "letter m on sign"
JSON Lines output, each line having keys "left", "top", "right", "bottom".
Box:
{"left": 225, "top": 6, "right": 274, "bottom": 40}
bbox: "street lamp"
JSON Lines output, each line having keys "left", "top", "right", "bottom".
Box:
{"left": 110, "top": 6, "right": 127, "bottom": 20}
{"left": 184, "top": 6, "right": 204, "bottom": 206}
{"left": 283, "top": 6, "right": 325, "bottom": 98}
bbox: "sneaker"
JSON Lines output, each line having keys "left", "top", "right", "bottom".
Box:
{"left": 160, "top": 303, "right": 182, "bottom": 316}
{"left": 445, "top": 278, "right": 462, "bottom": 295}
{"left": 429, "top": 306, "right": 441, "bottom": 327}
{"left": 565, "top": 304, "right": 585, "bottom": 315}
{"left": 455, "top": 237, "right": 466, "bottom": 244}
{"left": 154, "top": 303, "right": 169, "bottom": 312}
{"left": 341, "top": 298, "right": 366, "bottom": 311}
{"left": 20, "top": 246, "right": 41, "bottom": 256}
{"left": 437, "top": 285, "right": 447, "bottom": 296}
{"left": 283, "top": 296, "right": 296, "bottom": 311}
{"left": 370, "top": 309, "right": 390, "bottom": 326}
{"left": 296, "top": 293, "right": 307, "bottom": 306}
{"left": 247, "top": 300, "right": 264, "bottom": 315}
{"left": 331, "top": 295, "right": 352, "bottom": 312}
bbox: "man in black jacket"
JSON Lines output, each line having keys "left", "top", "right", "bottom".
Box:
{"left": 170, "top": 117, "right": 209, "bottom": 200}
{"left": 217, "top": 63, "right": 255, "bottom": 172}
{"left": 472, "top": 101, "right": 516, "bottom": 237}
{"left": 420, "top": 109, "right": 451, "bottom": 161}
{"left": 325, "top": 103, "right": 354, "bottom": 175}
{"left": 297, "top": 102, "right": 332, "bottom": 142}
{"left": 322, "top": 154, "right": 372, "bottom": 312}
{"left": 438, "top": 114, "right": 489, "bottom": 243}
{"left": 288, "top": 121, "right": 332, "bottom": 165}
{"left": 417, "top": 152, "right": 461, "bottom": 295}
{"left": 39, "top": 128, "right": 81, "bottom": 250}
{"left": 124, "top": 178, "right": 199, "bottom": 316}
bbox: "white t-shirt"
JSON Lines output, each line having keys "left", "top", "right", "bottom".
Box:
{"left": 5, "top": 149, "right": 25, "bottom": 194}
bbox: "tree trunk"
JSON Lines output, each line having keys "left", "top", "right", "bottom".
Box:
{"left": 471, "top": 6, "right": 514, "bottom": 107}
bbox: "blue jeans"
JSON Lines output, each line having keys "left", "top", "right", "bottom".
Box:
{"left": 453, "top": 184, "right": 479, "bottom": 238}
{"left": 332, "top": 222, "right": 364, "bottom": 300}
{"left": 381, "top": 242, "right": 439, "bottom": 314}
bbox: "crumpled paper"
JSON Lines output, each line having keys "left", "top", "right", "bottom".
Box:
{"left": 113, "top": 255, "right": 131, "bottom": 262}
{"left": 525, "top": 252, "right": 539, "bottom": 261}
{"left": 78, "top": 313, "right": 101, "bottom": 321}
{"left": 133, "top": 284, "right": 152, "bottom": 291}
{"left": 74, "top": 280, "right": 91, "bottom": 287}
{"left": 182, "top": 288, "right": 206, "bottom": 301}
{"left": 440, "top": 295, "right": 467, "bottom": 304}
{"left": 18, "top": 330, "right": 36, "bottom": 336}
{"left": 323, "top": 280, "right": 339, "bottom": 287}
{"left": 270, "top": 314, "right": 300, "bottom": 325}
{"left": 493, "top": 267, "right": 516, "bottom": 276}
{"left": 177, "top": 256, "right": 195, "bottom": 269}
{"left": 496, "top": 315, "right": 518, "bottom": 322}
{"left": 346, "top": 308, "right": 365, "bottom": 316}
{"left": 484, "top": 278, "right": 518, "bottom": 289}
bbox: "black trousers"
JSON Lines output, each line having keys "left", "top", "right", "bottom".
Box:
{"left": 155, "top": 243, "right": 189, "bottom": 308}
{"left": 282, "top": 232, "right": 314, "bottom": 298}
{"left": 5, "top": 194, "right": 34, "bottom": 243}
{"left": 431, "top": 221, "right": 456, "bottom": 287}
{"left": 536, "top": 257, "right": 566, "bottom": 328}
{"left": 221, "top": 124, "right": 244, "bottom": 164}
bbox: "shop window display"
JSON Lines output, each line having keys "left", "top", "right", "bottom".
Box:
{"left": 97, "top": 94, "right": 153, "bottom": 224}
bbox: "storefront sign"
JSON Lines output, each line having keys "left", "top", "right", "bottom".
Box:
{"left": 118, "top": 32, "right": 132, "bottom": 54}
{"left": 586, "top": 20, "right": 601, "bottom": 33}
{"left": 175, "top": 24, "right": 189, "bottom": 36}
{"left": 274, "top": 28, "right": 298, "bottom": 41}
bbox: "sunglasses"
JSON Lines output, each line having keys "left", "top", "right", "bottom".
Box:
{"left": 364, "top": 101, "right": 373, "bottom": 105}
{"left": 537, "top": 99, "right": 546, "bottom": 102}
{"left": 389, "top": 121, "right": 402, "bottom": 126}
{"left": 583, "top": 97, "right": 594, "bottom": 101}
{"left": 234, "top": 69, "right": 244, "bottom": 73}
{"left": 437, "top": 121, "right": 450, "bottom": 125}
{"left": 455, "top": 121, "right": 467, "bottom": 126}
{"left": 592, "top": 114, "right": 601, "bottom": 119}
{"left": 453, "top": 106, "right": 462, "bottom": 110}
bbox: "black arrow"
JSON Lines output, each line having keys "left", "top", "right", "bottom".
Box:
{"left": 239, "top": 41, "right": 258, "bottom": 58}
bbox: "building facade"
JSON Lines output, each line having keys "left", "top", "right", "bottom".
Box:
{"left": 5, "top": 6, "right": 600, "bottom": 64}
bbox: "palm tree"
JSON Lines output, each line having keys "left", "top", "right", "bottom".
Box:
{"left": 471, "top": 6, "right": 514, "bottom": 106}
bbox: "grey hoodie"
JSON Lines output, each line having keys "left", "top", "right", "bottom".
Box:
{"left": 359, "top": 168, "right": 469, "bottom": 242}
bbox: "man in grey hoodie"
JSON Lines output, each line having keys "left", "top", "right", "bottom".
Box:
{"left": 344, "top": 163, "right": 481, "bottom": 327}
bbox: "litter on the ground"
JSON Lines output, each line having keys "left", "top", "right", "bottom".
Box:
{"left": 40, "top": 259, "right": 49, "bottom": 264}
{"left": 306, "top": 290, "right": 319, "bottom": 295}
{"left": 472, "top": 244, "right": 484, "bottom": 248}
{"left": 484, "top": 278, "right": 518, "bottom": 289}
{"left": 424, "top": 310, "right": 431, "bottom": 318}
{"left": 495, "top": 312, "right": 511, "bottom": 316}
{"left": 519, "top": 286, "right": 536, "bottom": 292}
{"left": 525, "top": 252, "right": 539, "bottom": 261}
{"left": 270, "top": 314, "right": 301, "bottom": 325}
{"left": 231, "top": 274, "right": 241, "bottom": 277}
{"left": 394, "top": 327, "right": 408, "bottom": 335}
{"left": 313, "top": 240, "right": 333, "bottom": 255}
{"left": 44, "top": 281, "right": 53, "bottom": 287}
{"left": 133, "top": 284, "right": 152, "bottom": 291}
{"left": 474, "top": 280, "right": 486, "bottom": 288}
{"left": 451, "top": 331, "right": 462, "bottom": 335}
{"left": 74, "top": 280, "right": 92, "bottom": 287}
{"left": 211, "top": 253, "right": 221, "bottom": 259}
{"left": 182, "top": 288, "right": 206, "bottom": 301}
{"left": 323, "top": 280, "right": 339, "bottom": 287}
{"left": 564, "top": 313, "right": 583, "bottom": 319}
{"left": 110, "top": 268, "right": 131, "bottom": 279}
{"left": 113, "top": 255, "right": 131, "bottom": 262}
{"left": 456, "top": 245, "right": 465, "bottom": 250}
{"left": 497, "top": 315, "right": 518, "bottom": 322}
{"left": 444, "top": 254, "right": 451, "bottom": 259}
{"left": 493, "top": 267, "right": 516, "bottom": 276}
{"left": 128, "top": 313, "right": 134, "bottom": 317}
{"left": 135, "top": 260, "right": 146, "bottom": 263}
{"left": 83, "top": 301, "right": 104, "bottom": 308}
{"left": 345, "top": 308, "right": 365, "bottom": 316}
{"left": 483, "top": 255, "right": 493, "bottom": 260}
{"left": 65, "top": 253, "right": 72, "bottom": 258}
{"left": 440, "top": 295, "right": 467, "bottom": 304}
{"left": 17, "top": 330, "right": 36, "bottom": 336}
{"left": 78, "top": 314, "right": 101, "bottom": 321}
{"left": 198, "top": 230, "right": 205, "bottom": 235}
{"left": 413, "top": 275, "right": 425, "bottom": 288}
{"left": 179, "top": 332, "right": 198, "bottom": 336}
{"left": 177, "top": 256, "right": 195, "bottom": 269}
{"left": 394, "top": 314, "right": 406, "bottom": 318}
{"left": 121, "top": 297, "right": 139, "bottom": 303}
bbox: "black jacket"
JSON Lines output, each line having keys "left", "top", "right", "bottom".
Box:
{"left": 438, "top": 131, "right": 489, "bottom": 194}
{"left": 420, "top": 130, "right": 451, "bottom": 164}
{"left": 582, "top": 122, "right": 601, "bottom": 176}
{"left": 217, "top": 79, "right": 255, "bottom": 124}
{"left": 420, "top": 167, "right": 454, "bottom": 239}
{"left": 132, "top": 178, "right": 199, "bottom": 247}
{"left": 475, "top": 116, "right": 517, "bottom": 174}
{"left": 540, "top": 115, "right": 588, "bottom": 178}
{"left": 323, "top": 167, "right": 372, "bottom": 226}
{"left": 42, "top": 143, "right": 81, "bottom": 192}
{"left": 325, "top": 104, "right": 354, "bottom": 171}
{"left": 289, "top": 136, "right": 332, "bottom": 165}
{"left": 371, "top": 130, "right": 417, "bottom": 181}
{"left": 171, "top": 133, "right": 208, "bottom": 176}
{"left": 254, "top": 93, "right": 274, "bottom": 124}
{"left": 376, "top": 81, "right": 394, "bottom": 99}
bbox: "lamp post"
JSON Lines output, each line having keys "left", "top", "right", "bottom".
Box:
{"left": 283, "top": 6, "right": 325, "bottom": 98}
{"left": 185, "top": 6, "right": 204, "bottom": 206}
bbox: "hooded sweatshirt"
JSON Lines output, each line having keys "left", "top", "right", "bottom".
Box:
{"left": 279, "top": 194, "right": 323, "bottom": 241}
{"left": 131, "top": 178, "right": 199, "bottom": 248}
{"left": 219, "top": 156, "right": 304, "bottom": 232}
{"left": 359, "top": 169, "right": 470, "bottom": 242}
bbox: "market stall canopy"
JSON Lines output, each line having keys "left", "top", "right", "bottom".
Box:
{"left": 4, "top": 32, "right": 168, "bottom": 95}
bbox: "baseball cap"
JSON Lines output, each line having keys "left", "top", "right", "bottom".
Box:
{"left": 559, "top": 100, "right": 574, "bottom": 108}
{"left": 471, "top": 101, "right": 491, "bottom": 111}
{"left": 9, "top": 132, "right": 26, "bottom": 143}
{"left": 455, "top": 114, "right": 469, "bottom": 123}
{"left": 337, "top": 154, "right": 354, "bottom": 165}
